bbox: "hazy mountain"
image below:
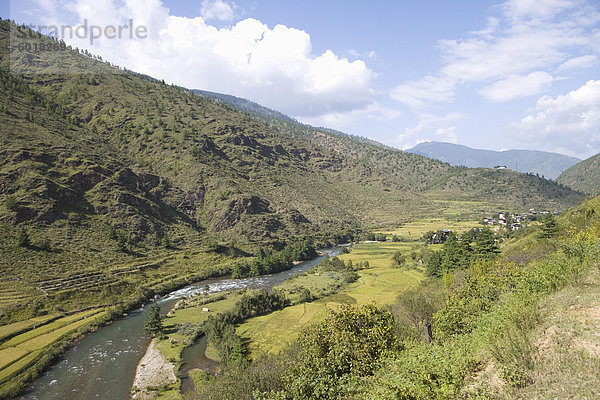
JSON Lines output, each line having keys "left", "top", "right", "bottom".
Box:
{"left": 557, "top": 153, "right": 600, "bottom": 194}
{"left": 407, "top": 141, "right": 581, "bottom": 180}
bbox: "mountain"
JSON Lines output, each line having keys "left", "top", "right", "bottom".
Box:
{"left": 193, "top": 89, "right": 298, "bottom": 123}
{"left": 557, "top": 153, "right": 600, "bottom": 194}
{"left": 407, "top": 141, "right": 581, "bottom": 180}
{"left": 0, "top": 20, "right": 582, "bottom": 303}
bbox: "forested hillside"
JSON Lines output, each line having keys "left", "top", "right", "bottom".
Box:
{"left": 557, "top": 152, "right": 600, "bottom": 194}
{"left": 0, "top": 20, "right": 580, "bottom": 271}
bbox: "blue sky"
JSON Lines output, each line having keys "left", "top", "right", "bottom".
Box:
{"left": 4, "top": 0, "right": 600, "bottom": 158}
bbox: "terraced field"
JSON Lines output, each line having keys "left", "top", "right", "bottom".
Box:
{"left": 0, "top": 308, "right": 109, "bottom": 393}
{"left": 237, "top": 217, "right": 481, "bottom": 357}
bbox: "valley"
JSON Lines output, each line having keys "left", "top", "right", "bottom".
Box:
{"left": 0, "top": 14, "right": 599, "bottom": 400}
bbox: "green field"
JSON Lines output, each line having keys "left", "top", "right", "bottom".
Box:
{"left": 236, "top": 217, "right": 483, "bottom": 357}
{"left": 0, "top": 308, "right": 108, "bottom": 390}
{"left": 237, "top": 243, "right": 424, "bottom": 356}
{"left": 0, "top": 314, "right": 59, "bottom": 342}
{"left": 375, "top": 216, "right": 482, "bottom": 240}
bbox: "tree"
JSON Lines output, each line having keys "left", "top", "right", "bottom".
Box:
{"left": 5, "top": 195, "right": 18, "bottom": 211}
{"left": 287, "top": 305, "right": 398, "bottom": 399}
{"left": 440, "top": 233, "right": 472, "bottom": 273}
{"left": 16, "top": 227, "right": 30, "bottom": 248}
{"left": 144, "top": 304, "right": 163, "bottom": 337}
{"left": 474, "top": 228, "right": 499, "bottom": 259}
{"left": 539, "top": 214, "right": 558, "bottom": 238}
{"left": 161, "top": 234, "right": 170, "bottom": 249}
{"left": 425, "top": 250, "right": 443, "bottom": 277}
{"left": 392, "top": 250, "right": 406, "bottom": 267}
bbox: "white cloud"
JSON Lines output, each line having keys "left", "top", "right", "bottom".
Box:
{"left": 502, "top": 0, "right": 573, "bottom": 22}
{"left": 200, "top": 0, "right": 235, "bottom": 22}
{"left": 390, "top": 75, "right": 456, "bottom": 109}
{"left": 300, "top": 102, "right": 400, "bottom": 133}
{"left": 32, "top": 0, "right": 378, "bottom": 119}
{"left": 397, "top": 112, "right": 464, "bottom": 144}
{"left": 557, "top": 54, "right": 598, "bottom": 71}
{"left": 434, "top": 126, "right": 458, "bottom": 143}
{"left": 512, "top": 80, "right": 600, "bottom": 157}
{"left": 479, "top": 71, "right": 553, "bottom": 102}
{"left": 389, "top": 0, "right": 600, "bottom": 109}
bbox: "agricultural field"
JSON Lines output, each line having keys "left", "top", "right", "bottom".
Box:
{"left": 0, "top": 307, "right": 109, "bottom": 396}
{"left": 236, "top": 217, "right": 482, "bottom": 357}
{"left": 0, "top": 248, "right": 235, "bottom": 325}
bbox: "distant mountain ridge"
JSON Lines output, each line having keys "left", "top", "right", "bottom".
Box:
{"left": 193, "top": 89, "right": 298, "bottom": 123}
{"left": 557, "top": 153, "right": 600, "bottom": 194}
{"left": 407, "top": 141, "right": 581, "bottom": 180}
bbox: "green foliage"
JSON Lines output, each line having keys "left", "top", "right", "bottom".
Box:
{"left": 440, "top": 233, "right": 472, "bottom": 273}
{"left": 473, "top": 228, "right": 499, "bottom": 259}
{"left": 36, "top": 238, "right": 51, "bottom": 252}
{"left": 487, "top": 322, "right": 534, "bottom": 387}
{"left": 285, "top": 305, "right": 398, "bottom": 400}
{"left": 389, "top": 281, "right": 447, "bottom": 341}
{"left": 16, "top": 227, "right": 30, "bottom": 248}
{"left": 232, "top": 240, "right": 318, "bottom": 279}
{"left": 144, "top": 304, "right": 163, "bottom": 337}
{"left": 538, "top": 214, "right": 559, "bottom": 239}
{"left": 203, "top": 289, "right": 289, "bottom": 365}
{"left": 4, "top": 195, "right": 17, "bottom": 211}
{"left": 433, "top": 260, "right": 520, "bottom": 340}
{"left": 361, "top": 340, "right": 478, "bottom": 400}
{"left": 365, "top": 233, "right": 387, "bottom": 242}
{"left": 392, "top": 250, "right": 406, "bottom": 267}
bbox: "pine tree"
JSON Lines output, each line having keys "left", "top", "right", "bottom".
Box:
{"left": 539, "top": 214, "right": 559, "bottom": 238}
{"left": 144, "top": 304, "right": 163, "bottom": 336}
{"left": 16, "top": 227, "right": 30, "bottom": 247}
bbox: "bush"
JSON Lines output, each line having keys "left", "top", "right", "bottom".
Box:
{"left": 5, "top": 195, "right": 18, "bottom": 211}
{"left": 285, "top": 305, "right": 399, "bottom": 399}
{"left": 392, "top": 251, "right": 406, "bottom": 267}
{"left": 16, "top": 227, "right": 30, "bottom": 247}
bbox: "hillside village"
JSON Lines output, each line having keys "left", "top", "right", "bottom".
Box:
{"left": 482, "top": 208, "right": 560, "bottom": 231}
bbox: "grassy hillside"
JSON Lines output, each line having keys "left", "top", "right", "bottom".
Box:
{"left": 408, "top": 141, "right": 581, "bottom": 180}
{"left": 557, "top": 152, "right": 600, "bottom": 194}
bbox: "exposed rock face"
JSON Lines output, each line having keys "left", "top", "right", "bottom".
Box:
{"left": 213, "top": 195, "right": 273, "bottom": 231}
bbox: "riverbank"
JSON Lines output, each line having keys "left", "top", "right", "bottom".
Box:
{"left": 132, "top": 248, "right": 344, "bottom": 397}
{"left": 132, "top": 338, "right": 177, "bottom": 400}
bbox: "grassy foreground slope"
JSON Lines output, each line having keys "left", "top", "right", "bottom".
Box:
{"left": 558, "top": 152, "right": 600, "bottom": 194}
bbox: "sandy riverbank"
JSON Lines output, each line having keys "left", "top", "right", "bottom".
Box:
{"left": 131, "top": 338, "right": 176, "bottom": 399}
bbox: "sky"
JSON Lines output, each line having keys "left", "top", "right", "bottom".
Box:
{"left": 3, "top": 0, "right": 600, "bottom": 159}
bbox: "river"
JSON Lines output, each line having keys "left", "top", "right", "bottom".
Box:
{"left": 18, "top": 246, "right": 342, "bottom": 400}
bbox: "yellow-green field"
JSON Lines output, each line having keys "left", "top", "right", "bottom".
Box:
{"left": 236, "top": 216, "right": 482, "bottom": 357}
{"left": 0, "top": 308, "right": 108, "bottom": 385}
{"left": 0, "top": 314, "right": 59, "bottom": 342}
{"left": 375, "top": 217, "right": 481, "bottom": 240}
{"left": 237, "top": 242, "right": 423, "bottom": 356}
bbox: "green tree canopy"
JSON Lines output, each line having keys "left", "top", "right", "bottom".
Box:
{"left": 144, "top": 304, "right": 163, "bottom": 336}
